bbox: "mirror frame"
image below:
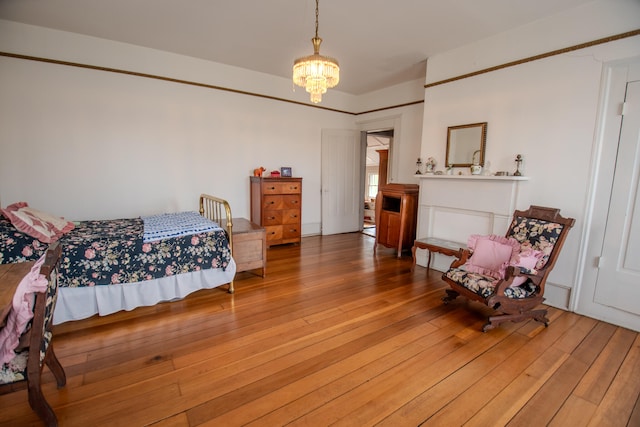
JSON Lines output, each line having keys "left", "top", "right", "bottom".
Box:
{"left": 445, "top": 122, "right": 487, "bottom": 168}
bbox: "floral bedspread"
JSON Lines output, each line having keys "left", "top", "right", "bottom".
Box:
{"left": 0, "top": 216, "right": 47, "bottom": 263}
{"left": 0, "top": 216, "right": 231, "bottom": 288}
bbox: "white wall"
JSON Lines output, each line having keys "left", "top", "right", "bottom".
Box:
{"left": 357, "top": 104, "right": 424, "bottom": 185}
{"left": 419, "top": 0, "right": 640, "bottom": 309}
{"left": 0, "top": 20, "right": 424, "bottom": 233}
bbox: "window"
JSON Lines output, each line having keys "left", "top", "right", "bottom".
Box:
{"left": 367, "top": 173, "right": 379, "bottom": 199}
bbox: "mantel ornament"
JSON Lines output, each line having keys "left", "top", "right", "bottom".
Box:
{"left": 514, "top": 154, "right": 523, "bottom": 176}
{"left": 425, "top": 157, "right": 437, "bottom": 173}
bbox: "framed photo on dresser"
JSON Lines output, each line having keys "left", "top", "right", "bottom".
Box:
{"left": 280, "top": 167, "right": 292, "bottom": 177}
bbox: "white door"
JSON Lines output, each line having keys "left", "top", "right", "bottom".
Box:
{"left": 593, "top": 80, "right": 640, "bottom": 315}
{"left": 321, "top": 129, "right": 362, "bottom": 235}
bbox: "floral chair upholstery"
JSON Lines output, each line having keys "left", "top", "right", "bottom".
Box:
{"left": 0, "top": 243, "right": 66, "bottom": 426}
{"left": 442, "top": 206, "right": 575, "bottom": 332}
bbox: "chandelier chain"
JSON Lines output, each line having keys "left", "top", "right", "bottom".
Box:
{"left": 315, "top": 0, "right": 319, "bottom": 39}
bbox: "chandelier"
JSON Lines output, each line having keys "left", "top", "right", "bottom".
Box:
{"left": 292, "top": 0, "right": 339, "bottom": 104}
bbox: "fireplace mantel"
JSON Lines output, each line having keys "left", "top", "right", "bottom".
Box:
{"left": 414, "top": 174, "right": 529, "bottom": 271}
{"left": 414, "top": 174, "right": 529, "bottom": 182}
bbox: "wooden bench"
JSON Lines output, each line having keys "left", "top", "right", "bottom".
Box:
{"left": 229, "top": 218, "right": 266, "bottom": 277}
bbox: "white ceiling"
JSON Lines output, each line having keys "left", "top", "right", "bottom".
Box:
{"left": 0, "top": 0, "right": 596, "bottom": 95}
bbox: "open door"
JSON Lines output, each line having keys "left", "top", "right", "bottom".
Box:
{"left": 593, "top": 79, "right": 640, "bottom": 317}
{"left": 578, "top": 59, "right": 640, "bottom": 332}
{"left": 321, "top": 129, "right": 363, "bottom": 235}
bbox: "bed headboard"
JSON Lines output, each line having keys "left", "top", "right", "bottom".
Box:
{"left": 199, "top": 194, "right": 233, "bottom": 255}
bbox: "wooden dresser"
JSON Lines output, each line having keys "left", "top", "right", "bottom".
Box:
{"left": 250, "top": 177, "right": 302, "bottom": 247}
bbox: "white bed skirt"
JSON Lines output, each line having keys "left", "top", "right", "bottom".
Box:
{"left": 53, "top": 258, "right": 236, "bottom": 324}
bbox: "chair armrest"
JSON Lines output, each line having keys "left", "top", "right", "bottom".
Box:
{"left": 494, "top": 265, "right": 543, "bottom": 295}
{"left": 449, "top": 248, "right": 471, "bottom": 269}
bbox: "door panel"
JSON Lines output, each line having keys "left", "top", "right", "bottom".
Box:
{"left": 594, "top": 80, "right": 640, "bottom": 315}
{"left": 321, "top": 130, "right": 362, "bottom": 235}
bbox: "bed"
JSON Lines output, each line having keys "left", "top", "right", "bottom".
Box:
{"left": 0, "top": 194, "right": 236, "bottom": 324}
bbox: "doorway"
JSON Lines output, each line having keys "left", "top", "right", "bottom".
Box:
{"left": 362, "top": 129, "right": 393, "bottom": 238}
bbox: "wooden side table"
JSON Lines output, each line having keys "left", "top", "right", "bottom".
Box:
{"left": 411, "top": 237, "right": 465, "bottom": 271}
{"left": 0, "top": 261, "right": 35, "bottom": 328}
{"left": 228, "top": 218, "right": 266, "bottom": 277}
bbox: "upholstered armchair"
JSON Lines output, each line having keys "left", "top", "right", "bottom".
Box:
{"left": 442, "top": 206, "right": 575, "bottom": 332}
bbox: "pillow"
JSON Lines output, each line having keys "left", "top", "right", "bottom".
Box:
{"left": 509, "top": 249, "right": 543, "bottom": 287}
{"left": 1, "top": 202, "right": 74, "bottom": 243}
{"left": 465, "top": 234, "right": 521, "bottom": 279}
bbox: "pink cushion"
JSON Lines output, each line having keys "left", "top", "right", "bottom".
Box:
{"left": 465, "top": 234, "right": 520, "bottom": 279}
{"left": 1, "top": 202, "right": 74, "bottom": 243}
{"left": 509, "top": 249, "right": 543, "bottom": 287}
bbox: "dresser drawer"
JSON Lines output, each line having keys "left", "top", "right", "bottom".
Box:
{"left": 262, "top": 182, "right": 302, "bottom": 195}
{"left": 282, "top": 209, "right": 300, "bottom": 224}
{"left": 262, "top": 210, "right": 282, "bottom": 225}
{"left": 283, "top": 225, "right": 300, "bottom": 239}
{"left": 263, "top": 195, "right": 284, "bottom": 210}
{"left": 265, "top": 225, "right": 283, "bottom": 242}
{"left": 283, "top": 194, "right": 301, "bottom": 209}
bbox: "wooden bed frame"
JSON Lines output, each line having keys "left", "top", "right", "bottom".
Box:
{"left": 199, "top": 193, "right": 235, "bottom": 293}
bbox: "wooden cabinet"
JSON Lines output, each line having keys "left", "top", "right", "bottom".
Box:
{"left": 377, "top": 149, "right": 389, "bottom": 187}
{"left": 250, "top": 177, "right": 302, "bottom": 247}
{"left": 375, "top": 183, "right": 419, "bottom": 257}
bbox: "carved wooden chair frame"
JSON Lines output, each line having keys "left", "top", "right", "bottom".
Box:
{"left": 442, "top": 206, "right": 575, "bottom": 332}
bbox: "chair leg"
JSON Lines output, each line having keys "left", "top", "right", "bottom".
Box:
{"left": 442, "top": 289, "right": 459, "bottom": 304}
{"left": 530, "top": 309, "right": 550, "bottom": 327}
{"left": 484, "top": 308, "right": 549, "bottom": 331}
{"left": 27, "top": 374, "right": 58, "bottom": 427}
{"left": 45, "top": 346, "right": 66, "bottom": 388}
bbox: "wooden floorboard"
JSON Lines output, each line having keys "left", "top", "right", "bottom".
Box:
{"left": 1, "top": 232, "right": 639, "bottom": 426}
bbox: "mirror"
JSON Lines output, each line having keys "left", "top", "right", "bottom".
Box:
{"left": 445, "top": 122, "right": 487, "bottom": 167}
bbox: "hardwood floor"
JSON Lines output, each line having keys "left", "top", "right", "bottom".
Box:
{"left": 2, "top": 233, "right": 639, "bottom": 426}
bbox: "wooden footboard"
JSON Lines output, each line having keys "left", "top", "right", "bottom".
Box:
{"left": 199, "top": 193, "right": 235, "bottom": 293}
